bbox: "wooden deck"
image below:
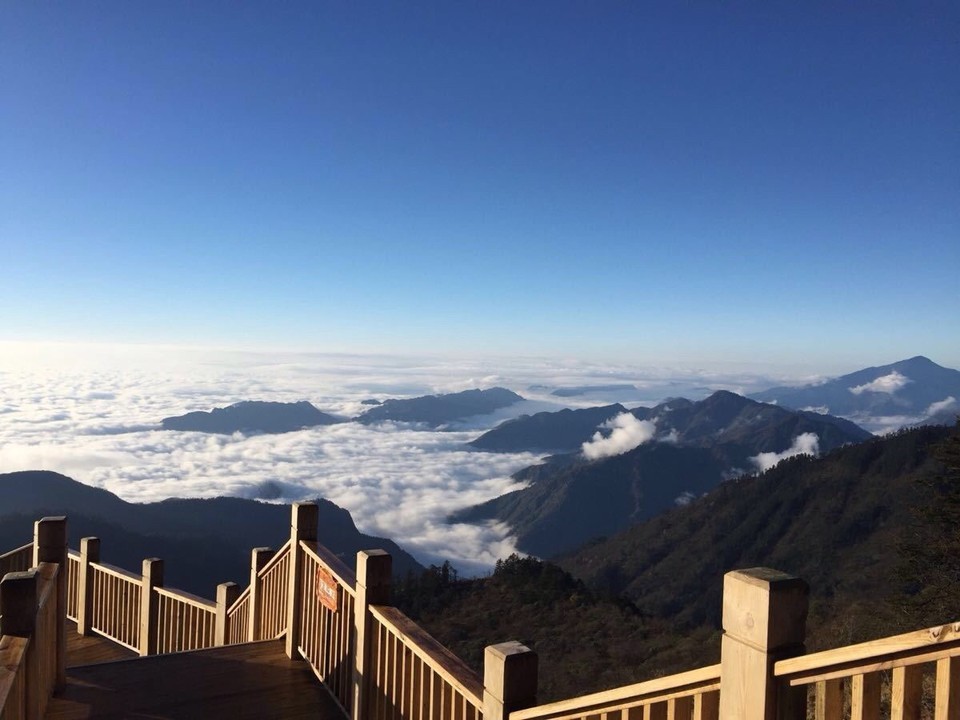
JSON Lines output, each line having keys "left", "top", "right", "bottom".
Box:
{"left": 64, "top": 620, "right": 137, "bottom": 667}
{"left": 46, "top": 639, "right": 347, "bottom": 719}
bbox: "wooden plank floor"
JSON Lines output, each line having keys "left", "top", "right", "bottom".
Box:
{"left": 45, "top": 640, "right": 347, "bottom": 719}
{"left": 65, "top": 621, "right": 137, "bottom": 667}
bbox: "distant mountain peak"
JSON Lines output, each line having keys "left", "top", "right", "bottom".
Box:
{"left": 162, "top": 400, "right": 340, "bottom": 434}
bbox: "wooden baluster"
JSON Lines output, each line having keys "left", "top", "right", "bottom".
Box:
{"left": 352, "top": 549, "right": 392, "bottom": 720}
{"left": 669, "top": 696, "right": 694, "bottom": 720}
{"left": 851, "top": 673, "right": 880, "bottom": 720}
{"left": 892, "top": 665, "right": 923, "bottom": 720}
{"left": 936, "top": 657, "right": 960, "bottom": 720}
{"left": 482, "top": 641, "right": 538, "bottom": 720}
{"left": 139, "top": 558, "right": 163, "bottom": 656}
{"left": 645, "top": 704, "right": 667, "bottom": 720}
{"left": 77, "top": 537, "right": 100, "bottom": 635}
{"left": 815, "top": 679, "right": 843, "bottom": 720}
{"left": 285, "top": 503, "right": 318, "bottom": 659}
{"left": 33, "top": 516, "right": 67, "bottom": 690}
{"left": 694, "top": 691, "right": 720, "bottom": 720}
{"left": 717, "top": 568, "right": 809, "bottom": 720}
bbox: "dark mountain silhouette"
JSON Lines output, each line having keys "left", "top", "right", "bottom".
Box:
{"left": 355, "top": 387, "right": 523, "bottom": 428}
{"left": 0, "top": 471, "right": 422, "bottom": 595}
{"left": 749, "top": 356, "right": 960, "bottom": 423}
{"left": 454, "top": 391, "right": 872, "bottom": 558}
{"left": 161, "top": 400, "right": 340, "bottom": 434}
{"left": 557, "top": 425, "right": 956, "bottom": 636}
{"left": 469, "top": 392, "right": 870, "bottom": 457}
{"left": 469, "top": 404, "right": 627, "bottom": 453}
{"left": 401, "top": 425, "right": 959, "bottom": 704}
{"left": 642, "top": 390, "right": 872, "bottom": 458}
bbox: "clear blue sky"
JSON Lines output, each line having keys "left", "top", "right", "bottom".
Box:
{"left": 2, "top": 2, "right": 957, "bottom": 369}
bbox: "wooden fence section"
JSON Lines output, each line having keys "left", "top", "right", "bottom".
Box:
{"left": 297, "top": 540, "right": 357, "bottom": 713}
{"left": 0, "top": 561, "right": 62, "bottom": 720}
{"left": 257, "top": 540, "right": 291, "bottom": 640}
{"left": 510, "top": 665, "right": 721, "bottom": 720}
{"left": 368, "top": 605, "right": 485, "bottom": 720}
{"left": 226, "top": 586, "right": 251, "bottom": 645}
{"left": 0, "top": 543, "right": 33, "bottom": 580}
{"left": 65, "top": 551, "right": 79, "bottom": 622}
{"left": 154, "top": 586, "right": 217, "bottom": 654}
{"left": 8, "top": 505, "right": 960, "bottom": 720}
{"left": 88, "top": 561, "right": 142, "bottom": 652}
{"left": 775, "top": 621, "right": 960, "bottom": 720}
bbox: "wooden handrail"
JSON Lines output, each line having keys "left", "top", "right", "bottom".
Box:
{"left": 0, "top": 636, "right": 30, "bottom": 719}
{"left": 775, "top": 620, "right": 960, "bottom": 686}
{"left": 90, "top": 561, "right": 141, "bottom": 583}
{"left": 227, "top": 586, "right": 251, "bottom": 615}
{"left": 154, "top": 586, "right": 216, "bottom": 612}
{"left": 0, "top": 543, "right": 33, "bottom": 578}
{"left": 370, "top": 604, "right": 484, "bottom": 708}
{"left": 257, "top": 540, "right": 292, "bottom": 578}
{"left": 511, "top": 664, "right": 721, "bottom": 720}
{"left": 300, "top": 540, "right": 357, "bottom": 597}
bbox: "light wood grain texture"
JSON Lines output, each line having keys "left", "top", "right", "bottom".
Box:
{"left": 285, "top": 503, "right": 318, "bottom": 659}
{"left": 935, "top": 656, "right": 960, "bottom": 720}
{"left": 891, "top": 664, "right": 923, "bottom": 720}
{"left": 850, "top": 672, "right": 880, "bottom": 720}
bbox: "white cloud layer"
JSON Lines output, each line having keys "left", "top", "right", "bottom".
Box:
{"left": 926, "top": 396, "right": 957, "bottom": 416}
{"left": 849, "top": 371, "right": 911, "bottom": 395}
{"left": 0, "top": 342, "right": 811, "bottom": 573}
{"left": 581, "top": 413, "right": 656, "bottom": 460}
{"left": 750, "top": 433, "right": 820, "bottom": 472}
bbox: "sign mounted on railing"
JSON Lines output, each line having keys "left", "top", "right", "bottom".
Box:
{"left": 315, "top": 567, "right": 339, "bottom": 612}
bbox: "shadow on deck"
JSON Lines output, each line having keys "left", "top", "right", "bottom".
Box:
{"left": 51, "top": 627, "right": 346, "bottom": 720}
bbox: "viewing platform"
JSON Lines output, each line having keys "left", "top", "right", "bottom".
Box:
{"left": 2, "top": 508, "right": 959, "bottom": 720}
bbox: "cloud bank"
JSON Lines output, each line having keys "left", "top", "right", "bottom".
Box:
{"left": 582, "top": 413, "right": 656, "bottom": 460}
{"left": 750, "top": 433, "right": 820, "bottom": 472}
{"left": 849, "top": 371, "right": 911, "bottom": 395}
{"left": 926, "top": 396, "right": 957, "bottom": 416}
{"left": 0, "top": 342, "right": 812, "bottom": 573}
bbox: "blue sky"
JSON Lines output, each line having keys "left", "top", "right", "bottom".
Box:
{"left": 2, "top": 2, "right": 957, "bottom": 370}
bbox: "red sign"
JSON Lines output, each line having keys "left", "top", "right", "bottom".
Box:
{"left": 315, "top": 567, "right": 339, "bottom": 612}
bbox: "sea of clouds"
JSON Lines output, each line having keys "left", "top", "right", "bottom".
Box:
{"left": 0, "top": 342, "right": 809, "bottom": 573}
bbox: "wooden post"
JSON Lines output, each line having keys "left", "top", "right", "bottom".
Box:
{"left": 248, "top": 547, "right": 272, "bottom": 641}
{"left": 139, "top": 558, "right": 163, "bottom": 656}
{"left": 483, "top": 641, "right": 538, "bottom": 720}
{"left": 33, "top": 516, "right": 67, "bottom": 689}
{"left": 0, "top": 569, "right": 39, "bottom": 637}
{"left": 215, "top": 582, "right": 240, "bottom": 646}
{"left": 76, "top": 537, "right": 100, "bottom": 636}
{"left": 351, "top": 549, "right": 392, "bottom": 720}
{"left": 718, "top": 568, "right": 808, "bottom": 720}
{"left": 284, "top": 502, "right": 318, "bottom": 659}
{"left": 1, "top": 570, "right": 41, "bottom": 720}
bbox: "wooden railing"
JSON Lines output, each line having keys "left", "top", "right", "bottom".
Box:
{"left": 257, "top": 540, "right": 291, "bottom": 640}
{"left": 88, "top": 561, "right": 142, "bottom": 652}
{"left": 368, "top": 605, "right": 484, "bottom": 719}
{"left": 154, "top": 586, "right": 217, "bottom": 653}
{"left": 297, "top": 540, "right": 357, "bottom": 712}
{"left": 0, "top": 563, "right": 60, "bottom": 720}
{"left": 226, "top": 587, "right": 251, "bottom": 645}
{"left": 510, "top": 664, "right": 721, "bottom": 720}
{"left": 775, "top": 621, "right": 960, "bottom": 719}
{"left": 0, "top": 518, "right": 68, "bottom": 720}
{"left": 6, "top": 506, "right": 960, "bottom": 720}
{"left": 65, "top": 550, "right": 80, "bottom": 621}
{"left": 0, "top": 543, "right": 33, "bottom": 579}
